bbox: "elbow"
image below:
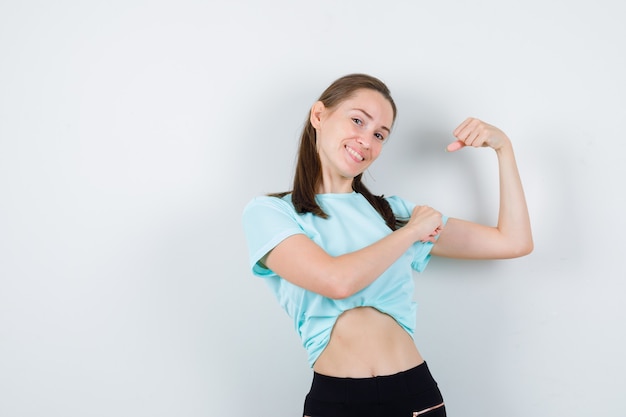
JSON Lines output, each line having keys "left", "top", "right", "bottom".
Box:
{"left": 521, "top": 233, "right": 534, "bottom": 256}
{"left": 321, "top": 256, "right": 374, "bottom": 299}
{"left": 525, "top": 239, "right": 534, "bottom": 256}
{"left": 327, "top": 279, "right": 354, "bottom": 300}
{"left": 324, "top": 271, "right": 359, "bottom": 300}
{"left": 510, "top": 237, "right": 534, "bottom": 258}
{"left": 517, "top": 243, "right": 534, "bottom": 258}
{"left": 330, "top": 289, "right": 352, "bottom": 300}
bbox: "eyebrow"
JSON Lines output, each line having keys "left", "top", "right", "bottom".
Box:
{"left": 354, "top": 108, "right": 391, "bottom": 134}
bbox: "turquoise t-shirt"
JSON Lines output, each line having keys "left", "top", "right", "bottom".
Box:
{"left": 242, "top": 192, "right": 445, "bottom": 367}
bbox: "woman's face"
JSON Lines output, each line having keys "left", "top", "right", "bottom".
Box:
{"left": 311, "top": 89, "right": 394, "bottom": 191}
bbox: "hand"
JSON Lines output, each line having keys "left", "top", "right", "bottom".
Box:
{"left": 407, "top": 205, "right": 443, "bottom": 243}
{"left": 446, "top": 117, "right": 510, "bottom": 152}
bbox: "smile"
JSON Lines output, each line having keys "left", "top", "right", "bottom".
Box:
{"left": 346, "top": 145, "right": 364, "bottom": 162}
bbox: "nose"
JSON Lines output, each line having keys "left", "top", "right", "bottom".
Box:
{"left": 356, "top": 135, "right": 371, "bottom": 149}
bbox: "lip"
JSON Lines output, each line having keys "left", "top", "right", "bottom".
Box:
{"left": 345, "top": 145, "right": 364, "bottom": 162}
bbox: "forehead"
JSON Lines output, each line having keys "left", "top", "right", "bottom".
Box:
{"left": 339, "top": 89, "right": 394, "bottom": 121}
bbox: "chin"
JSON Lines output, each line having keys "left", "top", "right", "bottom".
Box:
{"left": 344, "top": 171, "right": 364, "bottom": 181}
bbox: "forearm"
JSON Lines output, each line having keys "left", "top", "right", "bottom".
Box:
{"left": 265, "top": 220, "right": 431, "bottom": 299}
{"left": 495, "top": 141, "right": 534, "bottom": 255}
{"left": 328, "top": 226, "right": 418, "bottom": 298}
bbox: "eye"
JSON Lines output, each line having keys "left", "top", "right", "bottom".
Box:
{"left": 374, "top": 132, "right": 386, "bottom": 141}
{"left": 352, "top": 118, "right": 363, "bottom": 126}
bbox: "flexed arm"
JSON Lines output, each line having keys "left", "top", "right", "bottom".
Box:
{"left": 432, "top": 118, "right": 534, "bottom": 259}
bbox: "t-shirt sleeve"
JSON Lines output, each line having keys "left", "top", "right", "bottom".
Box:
{"left": 385, "top": 195, "right": 448, "bottom": 273}
{"left": 242, "top": 196, "right": 305, "bottom": 277}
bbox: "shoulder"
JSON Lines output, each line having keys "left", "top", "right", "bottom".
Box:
{"left": 242, "top": 194, "right": 303, "bottom": 234}
{"left": 243, "top": 194, "right": 295, "bottom": 216}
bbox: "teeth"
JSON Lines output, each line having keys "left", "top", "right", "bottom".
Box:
{"left": 346, "top": 146, "right": 364, "bottom": 161}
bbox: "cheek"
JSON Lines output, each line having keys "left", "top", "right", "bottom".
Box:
{"left": 371, "top": 144, "right": 383, "bottom": 160}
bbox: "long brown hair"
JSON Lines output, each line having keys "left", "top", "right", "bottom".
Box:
{"left": 272, "top": 74, "right": 405, "bottom": 230}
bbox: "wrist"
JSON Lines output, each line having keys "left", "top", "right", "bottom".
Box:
{"left": 395, "top": 222, "right": 422, "bottom": 245}
{"left": 494, "top": 136, "right": 513, "bottom": 154}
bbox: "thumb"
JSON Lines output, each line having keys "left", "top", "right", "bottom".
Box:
{"left": 446, "top": 140, "right": 465, "bottom": 152}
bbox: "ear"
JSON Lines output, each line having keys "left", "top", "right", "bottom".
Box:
{"left": 309, "top": 101, "right": 325, "bottom": 129}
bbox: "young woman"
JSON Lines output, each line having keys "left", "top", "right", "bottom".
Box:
{"left": 242, "top": 74, "right": 533, "bottom": 417}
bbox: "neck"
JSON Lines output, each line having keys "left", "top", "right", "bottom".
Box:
{"left": 317, "top": 174, "right": 354, "bottom": 194}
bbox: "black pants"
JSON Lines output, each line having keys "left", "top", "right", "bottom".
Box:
{"left": 303, "top": 362, "right": 446, "bottom": 417}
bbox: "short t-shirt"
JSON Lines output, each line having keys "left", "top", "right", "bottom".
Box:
{"left": 242, "top": 192, "right": 445, "bottom": 367}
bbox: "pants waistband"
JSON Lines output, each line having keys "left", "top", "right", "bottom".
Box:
{"left": 308, "top": 361, "right": 438, "bottom": 404}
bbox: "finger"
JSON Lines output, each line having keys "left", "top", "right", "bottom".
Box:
{"left": 453, "top": 117, "right": 474, "bottom": 137}
{"left": 446, "top": 140, "right": 465, "bottom": 152}
{"left": 454, "top": 121, "right": 481, "bottom": 143}
{"left": 462, "top": 124, "right": 489, "bottom": 148}
{"left": 465, "top": 129, "right": 483, "bottom": 146}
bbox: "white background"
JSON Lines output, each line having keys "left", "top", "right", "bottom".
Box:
{"left": 1, "top": 1, "right": 624, "bottom": 416}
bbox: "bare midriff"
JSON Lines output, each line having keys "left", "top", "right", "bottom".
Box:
{"left": 313, "top": 306, "right": 424, "bottom": 378}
